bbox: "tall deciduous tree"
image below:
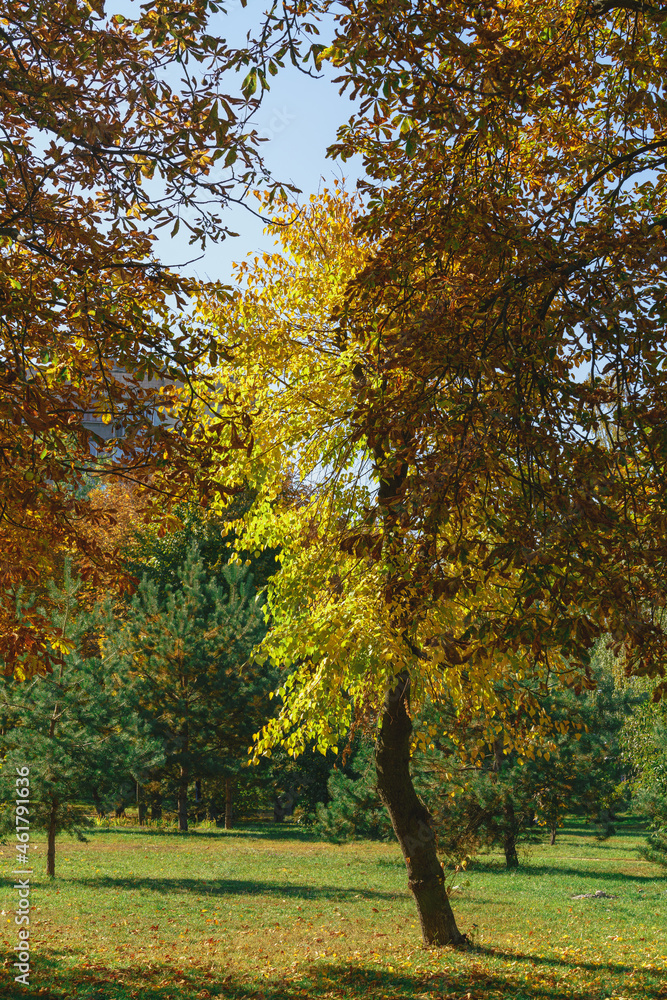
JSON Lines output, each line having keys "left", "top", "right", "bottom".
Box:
{"left": 194, "top": 0, "right": 667, "bottom": 946}
{"left": 0, "top": 0, "right": 296, "bottom": 677}
{"left": 246, "top": 0, "right": 667, "bottom": 692}
{"left": 198, "top": 189, "right": 574, "bottom": 945}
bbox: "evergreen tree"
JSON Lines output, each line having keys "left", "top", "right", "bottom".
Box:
{"left": 311, "top": 651, "right": 634, "bottom": 864}
{"left": 414, "top": 651, "right": 635, "bottom": 866}
{"left": 109, "top": 543, "right": 274, "bottom": 831}
{"left": 226, "top": 743, "right": 345, "bottom": 826}
{"left": 622, "top": 691, "right": 667, "bottom": 865}
{"left": 313, "top": 739, "right": 393, "bottom": 843}
{"left": 273, "top": 744, "right": 352, "bottom": 825}
{"left": 0, "top": 564, "right": 143, "bottom": 876}
{"left": 124, "top": 497, "right": 279, "bottom": 603}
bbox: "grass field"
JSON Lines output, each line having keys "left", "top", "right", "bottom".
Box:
{"left": 1, "top": 819, "right": 665, "bottom": 1000}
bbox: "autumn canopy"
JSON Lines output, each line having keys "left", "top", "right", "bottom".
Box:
{"left": 3, "top": 0, "right": 667, "bottom": 948}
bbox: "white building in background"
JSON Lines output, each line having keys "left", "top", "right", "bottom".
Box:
{"left": 81, "top": 368, "right": 180, "bottom": 450}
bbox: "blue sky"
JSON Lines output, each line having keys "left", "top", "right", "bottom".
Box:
{"left": 153, "top": 3, "right": 366, "bottom": 286}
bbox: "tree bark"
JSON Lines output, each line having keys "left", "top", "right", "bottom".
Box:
{"left": 493, "top": 736, "right": 504, "bottom": 772}
{"left": 503, "top": 800, "right": 519, "bottom": 868}
{"left": 46, "top": 798, "right": 58, "bottom": 878}
{"left": 550, "top": 824, "right": 557, "bottom": 846}
{"left": 178, "top": 763, "right": 189, "bottom": 832}
{"left": 225, "top": 777, "right": 233, "bottom": 830}
{"left": 91, "top": 787, "right": 105, "bottom": 819}
{"left": 492, "top": 735, "right": 519, "bottom": 867}
{"left": 47, "top": 668, "right": 64, "bottom": 877}
{"left": 177, "top": 717, "right": 189, "bottom": 832}
{"left": 136, "top": 781, "right": 146, "bottom": 825}
{"left": 151, "top": 789, "right": 162, "bottom": 822}
{"left": 597, "top": 808, "right": 615, "bottom": 838}
{"left": 375, "top": 672, "right": 464, "bottom": 947}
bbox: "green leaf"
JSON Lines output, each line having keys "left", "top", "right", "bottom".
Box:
{"left": 242, "top": 68, "right": 258, "bottom": 98}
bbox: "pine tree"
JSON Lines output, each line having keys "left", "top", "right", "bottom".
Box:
{"left": 109, "top": 543, "right": 274, "bottom": 831}
{"left": 622, "top": 689, "right": 667, "bottom": 865}
{"left": 413, "top": 650, "right": 635, "bottom": 866}
{"left": 0, "top": 564, "right": 143, "bottom": 876}
{"left": 313, "top": 739, "right": 393, "bottom": 843}
{"left": 310, "top": 652, "right": 634, "bottom": 865}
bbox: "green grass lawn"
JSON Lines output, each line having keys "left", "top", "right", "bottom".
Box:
{"left": 1, "top": 819, "right": 665, "bottom": 1000}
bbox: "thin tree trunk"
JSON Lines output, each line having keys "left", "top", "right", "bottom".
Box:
{"left": 46, "top": 608, "right": 69, "bottom": 877}
{"left": 597, "top": 808, "right": 615, "bottom": 838}
{"left": 136, "top": 782, "right": 146, "bottom": 825}
{"left": 151, "top": 789, "right": 162, "bottom": 822}
{"left": 503, "top": 800, "right": 519, "bottom": 868}
{"left": 178, "top": 763, "right": 189, "bottom": 832}
{"left": 492, "top": 734, "right": 519, "bottom": 867}
{"left": 375, "top": 673, "right": 464, "bottom": 947}
{"left": 91, "top": 787, "right": 105, "bottom": 819}
{"left": 177, "top": 716, "right": 189, "bottom": 832}
{"left": 493, "top": 735, "right": 504, "bottom": 773}
{"left": 46, "top": 799, "right": 58, "bottom": 878}
{"left": 225, "top": 777, "right": 233, "bottom": 830}
{"left": 550, "top": 824, "right": 557, "bottom": 846}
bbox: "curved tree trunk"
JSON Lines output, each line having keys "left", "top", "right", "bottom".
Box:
{"left": 375, "top": 673, "right": 464, "bottom": 947}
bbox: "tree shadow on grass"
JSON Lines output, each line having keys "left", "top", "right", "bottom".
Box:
{"left": 559, "top": 821, "right": 648, "bottom": 838}
{"left": 469, "top": 860, "right": 658, "bottom": 884}
{"left": 470, "top": 942, "right": 637, "bottom": 975}
{"left": 88, "top": 823, "right": 321, "bottom": 843}
{"left": 556, "top": 838, "right": 648, "bottom": 850}
{"left": 375, "top": 857, "right": 404, "bottom": 869}
{"left": 4, "top": 951, "right": 663, "bottom": 1000}
{"left": 68, "top": 874, "right": 408, "bottom": 902}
